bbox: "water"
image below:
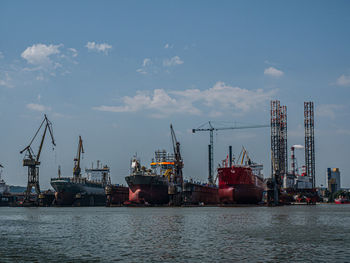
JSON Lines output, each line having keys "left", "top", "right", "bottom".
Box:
{"left": 0, "top": 205, "right": 349, "bottom": 262}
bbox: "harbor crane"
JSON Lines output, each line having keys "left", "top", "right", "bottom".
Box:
{"left": 192, "top": 121, "right": 269, "bottom": 184}
{"left": 20, "top": 114, "right": 56, "bottom": 202}
{"left": 170, "top": 124, "right": 183, "bottom": 185}
{"left": 169, "top": 124, "right": 184, "bottom": 205}
{"left": 73, "top": 136, "right": 84, "bottom": 178}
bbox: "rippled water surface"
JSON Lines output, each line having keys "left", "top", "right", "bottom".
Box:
{"left": 0, "top": 205, "right": 349, "bottom": 262}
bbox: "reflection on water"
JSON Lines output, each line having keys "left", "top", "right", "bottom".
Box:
{"left": 0, "top": 205, "right": 349, "bottom": 262}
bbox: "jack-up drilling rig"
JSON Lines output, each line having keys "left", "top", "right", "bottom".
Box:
{"left": 169, "top": 124, "right": 184, "bottom": 205}
{"left": 20, "top": 114, "right": 56, "bottom": 202}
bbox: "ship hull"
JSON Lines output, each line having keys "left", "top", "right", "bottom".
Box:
{"left": 125, "top": 175, "right": 169, "bottom": 205}
{"left": 335, "top": 198, "right": 350, "bottom": 204}
{"left": 105, "top": 185, "right": 129, "bottom": 206}
{"left": 51, "top": 178, "right": 106, "bottom": 206}
{"left": 218, "top": 167, "right": 264, "bottom": 204}
{"left": 183, "top": 182, "right": 219, "bottom": 205}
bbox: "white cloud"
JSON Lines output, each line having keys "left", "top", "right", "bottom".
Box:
{"left": 0, "top": 72, "right": 14, "bottom": 88}
{"left": 85, "top": 42, "right": 112, "bottom": 54}
{"left": 142, "top": 58, "right": 151, "bottom": 67}
{"left": 264, "top": 67, "right": 284, "bottom": 77}
{"left": 21, "top": 44, "right": 62, "bottom": 66}
{"left": 68, "top": 48, "right": 78, "bottom": 57}
{"left": 336, "top": 74, "right": 350, "bottom": 87}
{"left": 93, "top": 82, "right": 275, "bottom": 118}
{"left": 26, "top": 103, "right": 51, "bottom": 112}
{"left": 163, "top": 56, "right": 184, "bottom": 67}
{"left": 136, "top": 68, "right": 147, "bottom": 75}
{"left": 36, "top": 75, "right": 44, "bottom": 81}
{"left": 0, "top": 51, "right": 3, "bottom": 59}
{"left": 136, "top": 58, "right": 152, "bottom": 74}
{"left": 316, "top": 104, "right": 345, "bottom": 119}
{"left": 164, "top": 43, "right": 173, "bottom": 49}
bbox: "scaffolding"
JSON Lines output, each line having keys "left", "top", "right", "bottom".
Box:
{"left": 280, "top": 105, "right": 288, "bottom": 178}
{"left": 304, "top": 102, "right": 315, "bottom": 188}
{"left": 270, "top": 100, "right": 288, "bottom": 204}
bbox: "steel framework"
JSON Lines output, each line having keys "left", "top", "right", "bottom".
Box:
{"left": 304, "top": 102, "right": 315, "bottom": 188}
{"left": 270, "top": 100, "right": 288, "bottom": 204}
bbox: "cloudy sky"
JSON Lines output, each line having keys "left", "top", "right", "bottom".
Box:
{"left": 1, "top": 1, "right": 350, "bottom": 188}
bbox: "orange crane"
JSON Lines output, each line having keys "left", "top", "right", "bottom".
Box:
{"left": 73, "top": 136, "right": 84, "bottom": 178}
{"left": 192, "top": 121, "right": 269, "bottom": 184}
{"left": 20, "top": 114, "right": 56, "bottom": 202}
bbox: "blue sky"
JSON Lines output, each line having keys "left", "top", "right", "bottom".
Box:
{"left": 1, "top": 1, "right": 350, "bottom": 188}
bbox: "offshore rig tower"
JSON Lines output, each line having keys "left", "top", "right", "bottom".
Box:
{"left": 304, "top": 102, "right": 315, "bottom": 188}
{"left": 269, "top": 100, "right": 288, "bottom": 205}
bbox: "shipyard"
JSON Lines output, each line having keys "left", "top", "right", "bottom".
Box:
{"left": 0, "top": 101, "right": 346, "bottom": 207}
{"left": 1, "top": 1, "right": 350, "bottom": 262}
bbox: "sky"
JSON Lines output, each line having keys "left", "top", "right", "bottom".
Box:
{"left": 0, "top": 1, "right": 350, "bottom": 189}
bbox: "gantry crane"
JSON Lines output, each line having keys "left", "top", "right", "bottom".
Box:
{"left": 192, "top": 121, "right": 269, "bottom": 184}
{"left": 73, "top": 136, "right": 84, "bottom": 178}
{"left": 169, "top": 124, "right": 184, "bottom": 205}
{"left": 20, "top": 114, "right": 56, "bottom": 202}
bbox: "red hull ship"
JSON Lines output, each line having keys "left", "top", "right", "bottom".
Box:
{"left": 335, "top": 198, "right": 350, "bottom": 204}
{"left": 218, "top": 148, "right": 265, "bottom": 204}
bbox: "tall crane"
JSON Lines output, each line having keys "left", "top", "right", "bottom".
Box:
{"left": 192, "top": 121, "right": 269, "bottom": 184}
{"left": 169, "top": 124, "right": 184, "bottom": 205}
{"left": 20, "top": 114, "right": 56, "bottom": 202}
{"left": 73, "top": 136, "right": 84, "bottom": 178}
{"left": 170, "top": 124, "right": 183, "bottom": 185}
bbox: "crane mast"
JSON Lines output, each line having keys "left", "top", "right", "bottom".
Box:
{"left": 170, "top": 124, "right": 183, "bottom": 185}
{"left": 192, "top": 121, "right": 269, "bottom": 185}
{"left": 169, "top": 124, "right": 183, "bottom": 205}
{"left": 73, "top": 136, "right": 84, "bottom": 178}
{"left": 20, "top": 114, "right": 56, "bottom": 202}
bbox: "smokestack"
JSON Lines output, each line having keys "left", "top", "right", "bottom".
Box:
{"left": 229, "top": 146, "right": 232, "bottom": 167}
{"left": 208, "top": 145, "right": 212, "bottom": 184}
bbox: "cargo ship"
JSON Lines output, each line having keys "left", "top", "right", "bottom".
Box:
{"left": 51, "top": 161, "right": 110, "bottom": 206}
{"left": 124, "top": 151, "right": 171, "bottom": 205}
{"left": 183, "top": 180, "right": 219, "bottom": 205}
{"left": 218, "top": 147, "right": 265, "bottom": 204}
{"left": 105, "top": 184, "right": 129, "bottom": 206}
{"left": 0, "top": 164, "right": 12, "bottom": 206}
{"left": 51, "top": 136, "right": 109, "bottom": 206}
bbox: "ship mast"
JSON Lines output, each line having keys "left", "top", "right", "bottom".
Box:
{"left": 73, "top": 136, "right": 84, "bottom": 178}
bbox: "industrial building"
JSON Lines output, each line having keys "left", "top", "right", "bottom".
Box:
{"left": 327, "top": 168, "right": 341, "bottom": 193}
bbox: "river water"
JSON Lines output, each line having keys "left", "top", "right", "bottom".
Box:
{"left": 0, "top": 204, "right": 349, "bottom": 262}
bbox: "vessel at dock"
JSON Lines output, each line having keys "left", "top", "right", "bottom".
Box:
{"left": 0, "top": 164, "right": 12, "bottom": 206}
{"left": 124, "top": 151, "right": 171, "bottom": 205}
{"left": 218, "top": 147, "right": 265, "bottom": 204}
{"left": 105, "top": 184, "right": 129, "bottom": 206}
{"left": 335, "top": 197, "right": 350, "bottom": 204}
{"left": 51, "top": 136, "right": 109, "bottom": 206}
{"left": 183, "top": 180, "right": 219, "bottom": 205}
